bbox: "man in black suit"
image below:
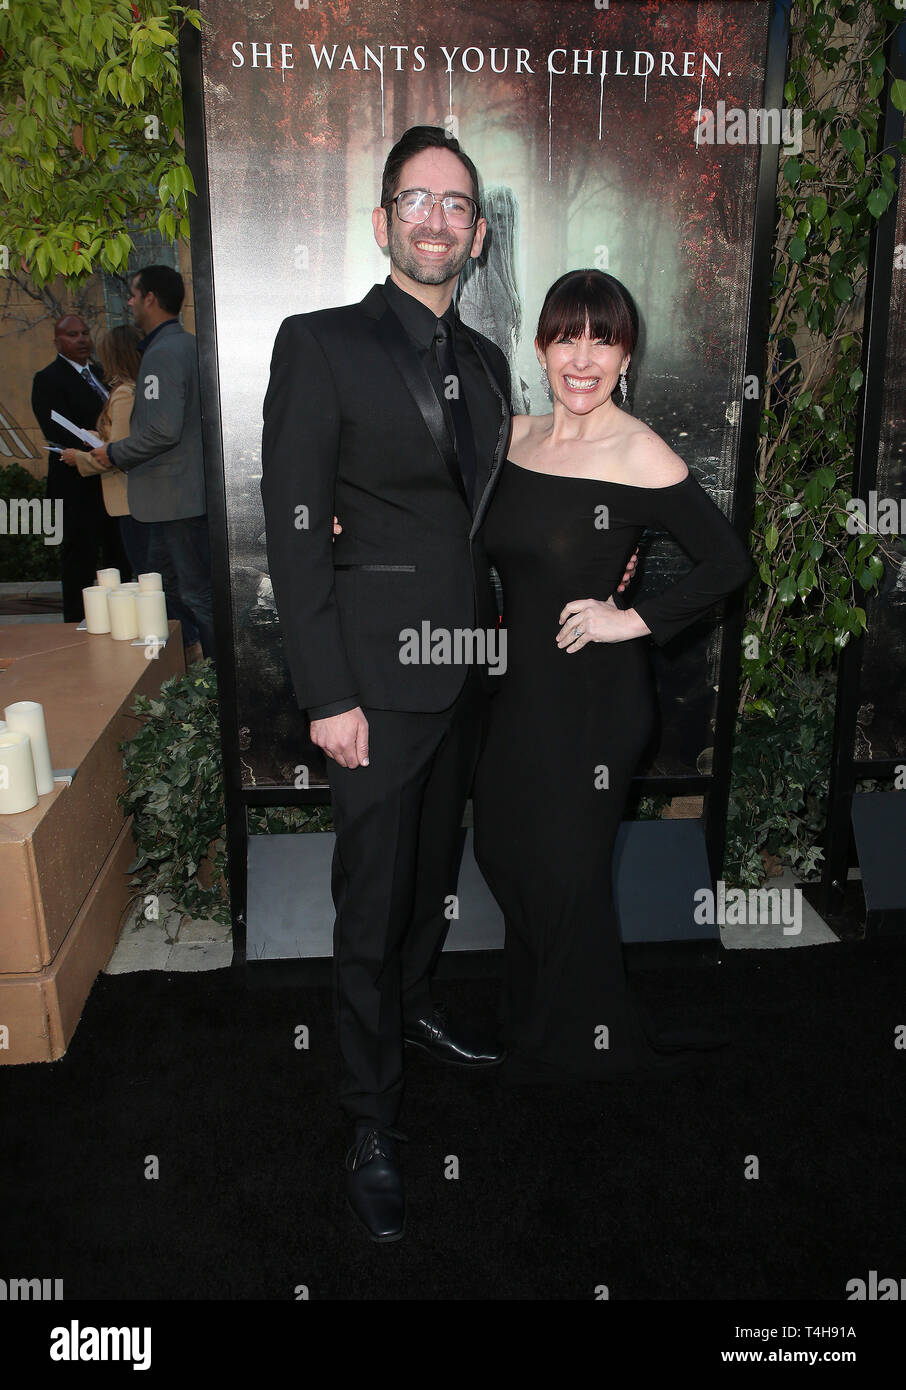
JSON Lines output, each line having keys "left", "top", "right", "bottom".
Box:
{"left": 261, "top": 127, "right": 513, "bottom": 1243}
{"left": 31, "top": 314, "right": 129, "bottom": 621}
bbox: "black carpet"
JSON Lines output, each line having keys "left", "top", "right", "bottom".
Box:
{"left": 2, "top": 940, "right": 904, "bottom": 1303}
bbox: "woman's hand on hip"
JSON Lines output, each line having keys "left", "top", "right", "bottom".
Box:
{"left": 557, "top": 597, "right": 650, "bottom": 650}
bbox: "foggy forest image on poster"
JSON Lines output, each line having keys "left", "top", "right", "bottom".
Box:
{"left": 198, "top": 0, "right": 773, "bottom": 788}
{"left": 853, "top": 139, "right": 906, "bottom": 765}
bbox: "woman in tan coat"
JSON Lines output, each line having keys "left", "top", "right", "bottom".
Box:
{"left": 60, "top": 325, "right": 145, "bottom": 577}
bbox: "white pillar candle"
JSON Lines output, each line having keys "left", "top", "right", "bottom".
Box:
{"left": 0, "top": 720, "right": 6, "bottom": 733}
{"left": 138, "top": 572, "right": 163, "bottom": 592}
{"left": 96, "top": 568, "right": 121, "bottom": 590}
{"left": 82, "top": 585, "right": 111, "bottom": 634}
{"left": 108, "top": 589, "right": 139, "bottom": 641}
{"left": 0, "top": 730, "right": 39, "bottom": 814}
{"left": 4, "top": 700, "right": 55, "bottom": 795}
{"left": 119, "top": 582, "right": 141, "bottom": 594}
{"left": 135, "top": 589, "right": 169, "bottom": 642}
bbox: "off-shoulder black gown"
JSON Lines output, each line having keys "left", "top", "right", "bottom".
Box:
{"left": 473, "top": 460, "right": 753, "bottom": 1083}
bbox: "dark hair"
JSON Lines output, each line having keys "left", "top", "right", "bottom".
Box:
{"left": 381, "top": 125, "right": 480, "bottom": 211}
{"left": 97, "top": 324, "right": 141, "bottom": 384}
{"left": 131, "top": 264, "right": 185, "bottom": 316}
{"left": 536, "top": 269, "right": 638, "bottom": 357}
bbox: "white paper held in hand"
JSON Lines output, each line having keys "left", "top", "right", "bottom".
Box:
{"left": 50, "top": 409, "right": 104, "bottom": 450}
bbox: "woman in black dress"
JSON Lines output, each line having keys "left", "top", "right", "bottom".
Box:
{"left": 472, "top": 269, "right": 754, "bottom": 1083}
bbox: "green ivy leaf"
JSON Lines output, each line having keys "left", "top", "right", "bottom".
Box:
{"left": 866, "top": 187, "right": 890, "bottom": 218}
{"left": 839, "top": 128, "right": 865, "bottom": 155}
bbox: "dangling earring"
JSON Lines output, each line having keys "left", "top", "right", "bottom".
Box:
{"left": 540, "top": 364, "right": 551, "bottom": 399}
{"left": 619, "top": 370, "right": 628, "bottom": 404}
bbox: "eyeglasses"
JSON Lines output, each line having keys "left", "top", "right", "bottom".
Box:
{"left": 390, "top": 188, "right": 479, "bottom": 230}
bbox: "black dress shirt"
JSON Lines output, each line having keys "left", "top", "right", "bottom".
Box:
{"left": 381, "top": 276, "right": 500, "bottom": 492}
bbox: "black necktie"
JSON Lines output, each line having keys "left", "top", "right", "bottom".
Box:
{"left": 433, "top": 319, "right": 478, "bottom": 509}
{"left": 81, "top": 366, "right": 108, "bottom": 401}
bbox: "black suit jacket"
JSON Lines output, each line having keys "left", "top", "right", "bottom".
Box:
{"left": 261, "top": 282, "right": 512, "bottom": 716}
{"left": 31, "top": 355, "right": 107, "bottom": 501}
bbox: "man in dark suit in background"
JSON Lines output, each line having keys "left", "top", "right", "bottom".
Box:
{"left": 261, "top": 127, "right": 513, "bottom": 1243}
{"left": 31, "top": 314, "right": 129, "bottom": 621}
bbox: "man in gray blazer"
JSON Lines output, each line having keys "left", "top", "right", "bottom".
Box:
{"left": 92, "top": 265, "right": 215, "bottom": 658}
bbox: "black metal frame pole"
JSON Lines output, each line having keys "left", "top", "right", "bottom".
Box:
{"left": 820, "top": 20, "right": 906, "bottom": 917}
{"left": 703, "top": 0, "right": 792, "bottom": 885}
{"left": 179, "top": 18, "right": 250, "bottom": 963}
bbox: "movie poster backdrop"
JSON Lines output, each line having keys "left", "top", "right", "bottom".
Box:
{"left": 194, "top": 0, "right": 776, "bottom": 789}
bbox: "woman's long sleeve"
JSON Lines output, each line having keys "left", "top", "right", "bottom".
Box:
{"left": 69, "top": 384, "right": 134, "bottom": 476}
{"left": 106, "top": 383, "right": 134, "bottom": 444}
{"left": 632, "top": 474, "right": 754, "bottom": 647}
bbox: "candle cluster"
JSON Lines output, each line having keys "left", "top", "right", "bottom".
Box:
{"left": 0, "top": 701, "right": 54, "bottom": 815}
{"left": 0, "top": 570, "right": 173, "bottom": 814}
{"left": 81, "top": 569, "right": 169, "bottom": 644}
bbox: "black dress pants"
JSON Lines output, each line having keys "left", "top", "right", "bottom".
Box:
{"left": 48, "top": 466, "right": 129, "bottom": 623}
{"left": 326, "top": 664, "right": 487, "bottom": 1127}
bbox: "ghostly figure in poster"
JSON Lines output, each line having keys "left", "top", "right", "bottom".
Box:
{"left": 456, "top": 187, "right": 531, "bottom": 415}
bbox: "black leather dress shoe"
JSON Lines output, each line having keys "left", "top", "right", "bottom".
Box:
{"left": 403, "top": 1004, "right": 504, "bottom": 1067}
{"left": 345, "top": 1128, "right": 406, "bottom": 1243}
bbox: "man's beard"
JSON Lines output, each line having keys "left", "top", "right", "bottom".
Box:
{"left": 387, "top": 218, "right": 474, "bottom": 286}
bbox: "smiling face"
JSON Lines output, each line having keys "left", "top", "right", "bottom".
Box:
{"left": 373, "top": 146, "right": 486, "bottom": 290}
{"left": 538, "top": 324, "right": 630, "bottom": 415}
